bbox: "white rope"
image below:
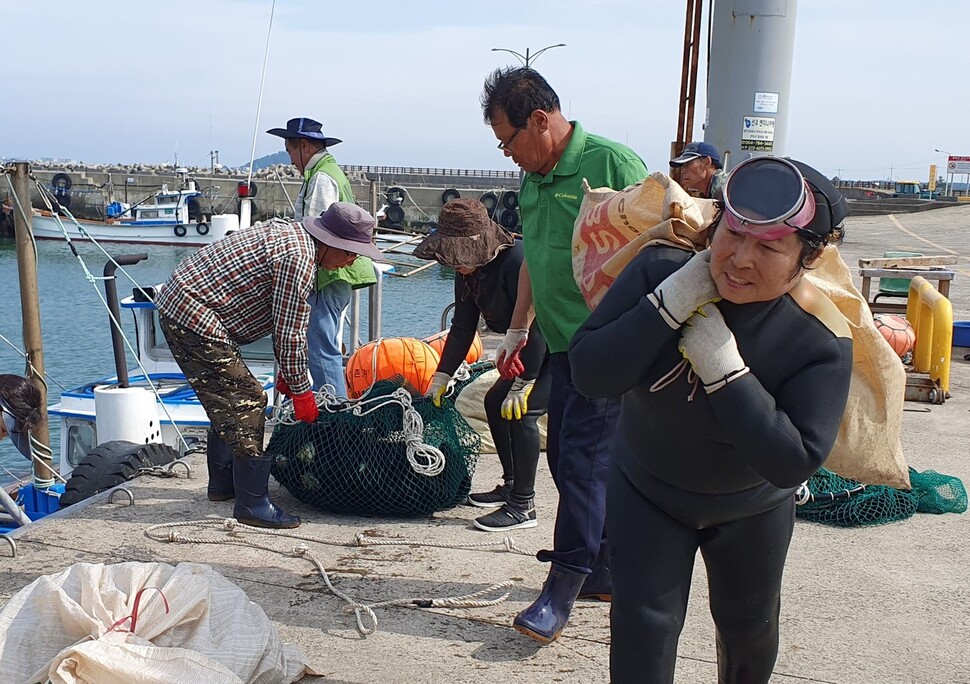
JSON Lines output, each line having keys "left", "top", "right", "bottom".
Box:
{"left": 144, "top": 518, "right": 525, "bottom": 636}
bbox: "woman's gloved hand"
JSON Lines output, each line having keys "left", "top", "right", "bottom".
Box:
{"left": 275, "top": 373, "right": 291, "bottom": 398}
{"left": 425, "top": 372, "right": 452, "bottom": 407}
{"left": 495, "top": 328, "right": 529, "bottom": 378}
{"left": 678, "top": 303, "right": 749, "bottom": 393}
{"left": 646, "top": 249, "right": 721, "bottom": 329}
{"left": 501, "top": 377, "right": 535, "bottom": 420}
{"left": 291, "top": 391, "right": 320, "bottom": 423}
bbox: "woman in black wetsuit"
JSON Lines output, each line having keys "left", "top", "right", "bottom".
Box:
{"left": 414, "top": 199, "right": 550, "bottom": 533}
{"left": 569, "top": 157, "right": 854, "bottom": 683}
{"left": 0, "top": 374, "right": 42, "bottom": 461}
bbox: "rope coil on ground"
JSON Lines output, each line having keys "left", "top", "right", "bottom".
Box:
{"left": 144, "top": 518, "right": 526, "bottom": 636}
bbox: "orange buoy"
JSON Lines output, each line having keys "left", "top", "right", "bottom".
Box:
{"left": 423, "top": 330, "right": 484, "bottom": 364}
{"left": 345, "top": 337, "right": 441, "bottom": 398}
{"left": 873, "top": 313, "right": 916, "bottom": 359}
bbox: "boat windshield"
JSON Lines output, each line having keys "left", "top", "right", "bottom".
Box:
{"left": 146, "top": 308, "right": 275, "bottom": 363}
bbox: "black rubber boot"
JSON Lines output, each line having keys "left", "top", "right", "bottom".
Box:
{"left": 577, "top": 564, "right": 611, "bottom": 601}
{"left": 206, "top": 430, "right": 235, "bottom": 502}
{"left": 232, "top": 454, "right": 300, "bottom": 529}
{"left": 513, "top": 564, "right": 586, "bottom": 644}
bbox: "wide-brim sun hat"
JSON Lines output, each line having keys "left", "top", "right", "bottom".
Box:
{"left": 302, "top": 202, "right": 384, "bottom": 261}
{"left": 413, "top": 198, "right": 514, "bottom": 269}
{"left": 266, "top": 117, "right": 342, "bottom": 147}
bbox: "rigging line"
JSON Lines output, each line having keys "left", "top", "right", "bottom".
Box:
{"left": 0, "top": 331, "right": 70, "bottom": 392}
{"left": 31, "top": 185, "right": 191, "bottom": 452}
{"left": 246, "top": 0, "right": 278, "bottom": 188}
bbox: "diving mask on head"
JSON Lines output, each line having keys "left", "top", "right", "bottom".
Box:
{"left": 722, "top": 156, "right": 817, "bottom": 241}
{"left": 0, "top": 399, "right": 31, "bottom": 461}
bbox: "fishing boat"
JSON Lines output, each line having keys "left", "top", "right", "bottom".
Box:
{"left": 30, "top": 177, "right": 235, "bottom": 247}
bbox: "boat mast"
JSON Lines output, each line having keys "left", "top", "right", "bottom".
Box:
{"left": 704, "top": 0, "right": 798, "bottom": 170}
{"left": 11, "top": 162, "right": 55, "bottom": 486}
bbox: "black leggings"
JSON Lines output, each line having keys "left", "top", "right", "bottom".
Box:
{"left": 608, "top": 467, "right": 795, "bottom": 684}
{"left": 483, "top": 354, "right": 551, "bottom": 505}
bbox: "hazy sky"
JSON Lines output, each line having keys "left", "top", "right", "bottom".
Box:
{"left": 2, "top": 0, "right": 967, "bottom": 181}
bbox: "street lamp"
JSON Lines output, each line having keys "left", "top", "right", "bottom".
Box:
{"left": 935, "top": 148, "right": 952, "bottom": 196}
{"left": 491, "top": 43, "right": 566, "bottom": 68}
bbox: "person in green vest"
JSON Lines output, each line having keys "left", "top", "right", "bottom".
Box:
{"left": 267, "top": 118, "right": 377, "bottom": 396}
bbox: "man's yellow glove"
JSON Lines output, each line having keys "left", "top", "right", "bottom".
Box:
{"left": 501, "top": 377, "right": 535, "bottom": 420}
{"left": 425, "top": 372, "right": 452, "bottom": 407}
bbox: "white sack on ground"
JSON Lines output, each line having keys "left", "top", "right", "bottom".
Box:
{"left": 0, "top": 561, "right": 316, "bottom": 684}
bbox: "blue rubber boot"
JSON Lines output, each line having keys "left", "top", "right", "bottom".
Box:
{"left": 206, "top": 430, "right": 235, "bottom": 502}
{"left": 232, "top": 455, "right": 300, "bottom": 529}
{"left": 513, "top": 564, "right": 586, "bottom": 644}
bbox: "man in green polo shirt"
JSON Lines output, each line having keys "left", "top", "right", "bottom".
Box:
{"left": 481, "top": 67, "right": 648, "bottom": 644}
{"left": 267, "top": 117, "right": 377, "bottom": 396}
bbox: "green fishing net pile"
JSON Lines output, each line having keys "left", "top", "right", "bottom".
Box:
{"left": 268, "top": 365, "right": 491, "bottom": 518}
{"left": 796, "top": 467, "right": 968, "bottom": 527}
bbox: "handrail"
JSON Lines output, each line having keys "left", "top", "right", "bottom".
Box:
{"left": 906, "top": 275, "right": 953, "bottom": 392}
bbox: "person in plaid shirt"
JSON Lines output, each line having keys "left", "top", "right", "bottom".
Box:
{"left": 156, "top": 202, "right": 383, "bottom": 529}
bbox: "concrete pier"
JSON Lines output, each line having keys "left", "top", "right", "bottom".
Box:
{"left": 2, "top": 206, "right": 970, "bottom": 683}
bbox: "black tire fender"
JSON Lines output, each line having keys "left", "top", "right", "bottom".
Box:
{"left": 499, "top": 208, "right": 519, "bottom": 229}
{"left": 59, "top": 440, "right": 180, "bottom": 508}
{"left": 174, "top": 224, "right": 188, "bottom": 237}
{"left": 196, "top": 222, "right": 210, "bottom": 235}
{"left": 501, "top": 190, "right": 518, "bottom": 209}
{"left": 441, "top": 188, "right": 461, "bottom": 204}
{"left": 385, "top": 186, "right": 406, "bottom": 205}
{"left": 51, "top": 172, "right": 73, "bottom": 195}
{"left": 386, "top": 204, "right": 406, "bottom": 225}
{"left": 479, "top": 191, "right": 499, "bottom": 216}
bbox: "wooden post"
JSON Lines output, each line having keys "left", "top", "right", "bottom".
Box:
{"left": 12, "top": 162, "right": 55, "bottom": 485}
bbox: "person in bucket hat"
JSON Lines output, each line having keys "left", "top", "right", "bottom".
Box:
{"left": 267, "top": 117, "right": 376, "bottom": 397}
{"left": 154, "top": 203, "right": 382, "bottom": 531}
{"left": 414, "top": 198, "right": 550, "bottom": 533}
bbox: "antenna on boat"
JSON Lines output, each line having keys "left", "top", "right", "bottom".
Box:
{"left": 239, "top": 0, "right": 278, "bottom": 230}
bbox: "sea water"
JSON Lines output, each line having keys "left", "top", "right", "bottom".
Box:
{"left": 0, "top": 237, "right": 455, "bottom": 485}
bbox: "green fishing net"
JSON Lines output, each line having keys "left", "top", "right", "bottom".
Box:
{"left": 268, "top": 367, "right": 490, "bottom": 518}
{"left": 796, "top": 467, "right": 968, "bottom": 527}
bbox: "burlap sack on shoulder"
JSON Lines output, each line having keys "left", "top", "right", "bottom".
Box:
{"left": 805, "top": 248, "right": 910, "bottom": 488}
{"left": 571, "top": 172, "right": 717, "bottom": 309}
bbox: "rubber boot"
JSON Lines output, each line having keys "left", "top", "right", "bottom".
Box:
{"left": 206, "top": 430, "right": 235, "bottom": 502}
{"left": 578, "top": 563, "right": 611, "bottom": 602}
{"left": 232, "top": 454, "right": 300, "bottom": 529}
{"left": 513, "top": 564, "right": 586, "bottom": 644}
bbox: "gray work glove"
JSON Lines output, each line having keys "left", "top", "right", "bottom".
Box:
{"left": 678, "top": 303, "right": 750, "bottom": 394}
{"left": 646, "top": 249, "right": 721, "bottom": 329}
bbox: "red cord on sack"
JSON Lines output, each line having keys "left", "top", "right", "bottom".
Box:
{"left": 108, "top": 587, "right": 170, "bottom": 634}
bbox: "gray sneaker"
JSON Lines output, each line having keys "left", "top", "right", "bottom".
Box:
{"left": 473, "top": 503, "right": 538, "bottom": 532}
{"left": 467, "top": 483, "right": 512, "bottom": 508}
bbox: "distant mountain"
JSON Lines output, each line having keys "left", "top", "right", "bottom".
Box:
{"left": 241, "top": 151, "right": 289, "bottom": 170}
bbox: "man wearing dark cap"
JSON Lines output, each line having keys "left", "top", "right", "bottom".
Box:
{"left": 670, "top": 141, "right": 727, "bottom": 199}
{"left": 267, "top": 117, "right": 376, "bottom": 396}
{"left": 155, "top": 203, "right": 383, "bottom": 529}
